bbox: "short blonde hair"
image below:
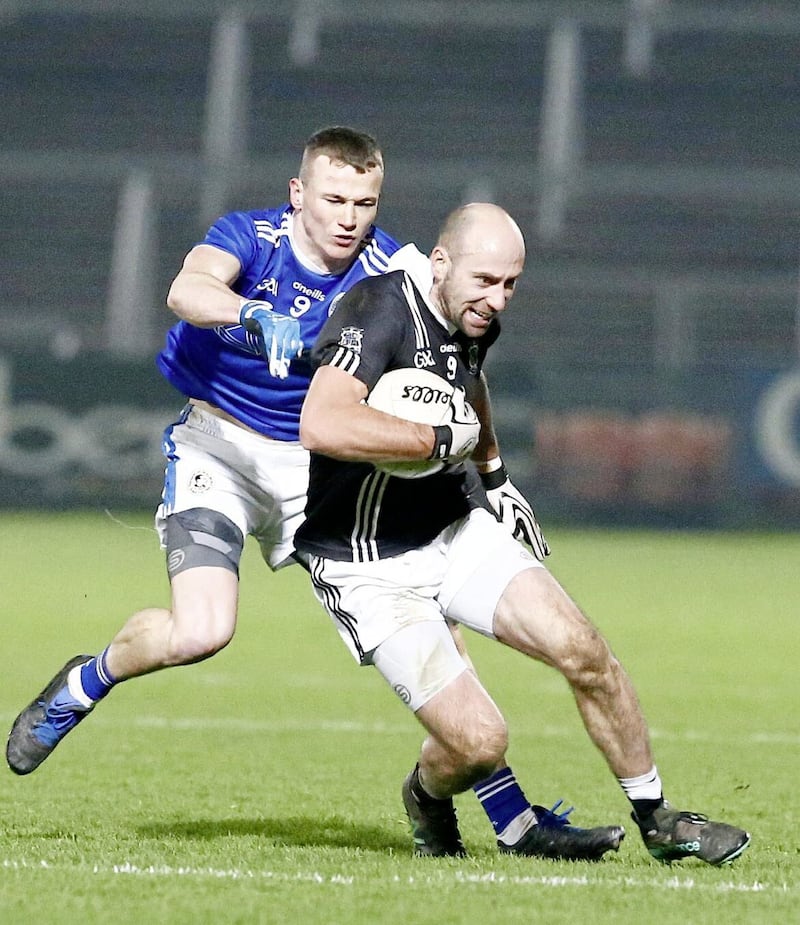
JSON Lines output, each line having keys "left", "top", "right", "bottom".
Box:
{"left": 299, "top": 126, "right": 384, "bottom": 180}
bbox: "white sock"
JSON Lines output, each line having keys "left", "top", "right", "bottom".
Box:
{"left": 618, "top": 765, "right": 662, "bottom": 802}
{"left": 497, "top": 806, "right": 538, "bottom": 847}
{"left": 66, "top": 666, "right": 94, "bottom": 709}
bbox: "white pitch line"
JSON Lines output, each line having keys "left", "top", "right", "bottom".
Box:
{"left": 0, "top": 858, "right": 795, "bottom": 895}
{"left": 0, "top": 713, "right": 797, "bottom": 745}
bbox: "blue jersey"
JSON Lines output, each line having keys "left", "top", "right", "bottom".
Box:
{"left": 157, "top": 205, "right": 401, "bottom": 440}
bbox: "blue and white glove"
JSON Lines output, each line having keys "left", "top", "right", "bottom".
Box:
{"left": 239, "top": 301, "right": 304, "bottom": 380}
{"left": 480, "top": 459, "right": 551, "bottom": 561}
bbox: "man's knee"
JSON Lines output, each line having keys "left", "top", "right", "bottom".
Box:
{"left": 425, "top": 698, "right": 508, "bottom": 780}
{"left": 459, "top": 719, "right": 508, "bottom": 779}
{"left": 164, "top": 598, "right": 236, "bottom": 663}
{"left": 167, "top": 626, "right": 233, "bottom": 664}
{"left": 557, "top": 623, "right": 620, "bottom": 690}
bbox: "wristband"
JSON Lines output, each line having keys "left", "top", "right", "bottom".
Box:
{"left": 479, "top": 461, "right": 509, "bottom": 491}
{"left": 481, "top": 456, "right": 504, "bottom": 473}
{"left": 430, "top": 425, "right": 452, "bottom": 460}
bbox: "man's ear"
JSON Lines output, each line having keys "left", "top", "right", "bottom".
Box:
{"left": 289, "top": 177, "right": 303, "bottom": 209}
{"left": 430, "top": 245, "right": 449, "bottom": 281}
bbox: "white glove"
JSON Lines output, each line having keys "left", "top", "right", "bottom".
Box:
{"left": 480, "top": 460, "right": 551, "bottom": 561}
{"left": 430, "top": 387, "right": 480, "bottom": 464}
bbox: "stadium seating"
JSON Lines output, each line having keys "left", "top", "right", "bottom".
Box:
{"left": 2, "top": 8, "right": 796, "bottom": 355}
{"left": 2, "top": 4, "right": 798, "bottom": 520}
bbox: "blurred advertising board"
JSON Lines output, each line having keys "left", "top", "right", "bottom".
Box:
{"left": 0, "top": 351, "right": 176, "bottom": 508}
{"left": 1, "top": 349, "right": 798, "bottom": 527}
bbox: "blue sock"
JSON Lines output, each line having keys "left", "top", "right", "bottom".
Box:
{"left": 79, "top": 647, "right": 118, "bottom": 703}
{"left": 473, "top": 766, "right": 534, "bottom": 836}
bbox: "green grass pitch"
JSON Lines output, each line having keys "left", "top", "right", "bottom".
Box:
{"left": 0, "top": 512, "right": 797, "bottom": 924}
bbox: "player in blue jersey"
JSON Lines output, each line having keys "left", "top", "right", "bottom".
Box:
{"left": 7, "top": 127, "right": 575, "bottom": 859}
{"left": 6, "top": 127, "right": 395, "bottom": 765}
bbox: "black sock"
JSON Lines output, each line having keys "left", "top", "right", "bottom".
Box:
{"left": 632, "top": 797, "right": 663, "bottom": 820}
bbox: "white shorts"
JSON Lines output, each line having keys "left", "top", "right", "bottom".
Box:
{"left": 308, "top": 508, "right": 542, "bottom": 708}
{"left": 156, "top": 403, "right": 309, "bottom": 570}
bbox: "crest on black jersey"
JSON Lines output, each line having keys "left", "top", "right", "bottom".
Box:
{"left": 338, "top": 326, "right": 364, "bottom": 352}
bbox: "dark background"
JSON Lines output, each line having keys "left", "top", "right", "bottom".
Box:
{"left": 2, "top": 1, "right": 799, "bottom": 526}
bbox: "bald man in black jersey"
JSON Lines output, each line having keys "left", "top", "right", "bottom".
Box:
{"left": 296, "top": 203, "right": 750, "bottom": 867}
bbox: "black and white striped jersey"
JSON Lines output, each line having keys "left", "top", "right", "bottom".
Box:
{"left": 295, "top": 268, "right": 500, "bottom": 562}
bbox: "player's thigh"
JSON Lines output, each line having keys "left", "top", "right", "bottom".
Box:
{"left": 439, "top": 508, "right": 542, "bottom": 637}
{"left": 371, "top": 619, "right": 470, "bottom": 713}
{"left": 169, "top": 564, "right": 239, "bottom": 647}
{"left": 493, "top": 567, "right": 605, "bottom": 669}
{"left": 250, "top": 440, "right": 310, "bottom": 570}
{"left": 157, "top": 409, "right": 259, "bottom": 543}
{"left": 440, "top": 509, "right": 600, "bottom": 667}
{"left": 308, "top": 550, "right": 449, "bottom": 665}
{"left": 166, "top": 407, "right": 309, "bottom": 571}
